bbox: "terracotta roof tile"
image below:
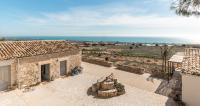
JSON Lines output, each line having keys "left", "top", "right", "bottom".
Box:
{"left": 0, "top": 40, "right": 78, "bottom": 60}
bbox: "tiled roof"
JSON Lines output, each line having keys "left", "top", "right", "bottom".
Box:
{"left": 0, "top": 40, "right": 79, "bottom": 60}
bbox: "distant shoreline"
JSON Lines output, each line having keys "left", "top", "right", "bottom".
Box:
{"left": 2, "top": 36, "right": 191, "bottom": 44}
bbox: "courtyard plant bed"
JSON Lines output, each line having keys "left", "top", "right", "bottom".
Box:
{"left": 116, "top": 64, "right": 144, "bottom": 75}
{"left": 88, "top": 73, "right": 125, "bottom": 98}
{"left": 82, "top": 57, "right": 112, "bottom": 67}
{"left": 150, "top": 70, "right": 168, "bottom": 80}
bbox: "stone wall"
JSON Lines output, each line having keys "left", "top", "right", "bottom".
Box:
{"left": 82, "top": 58, "right": 112, "bottom": 67}
{"left": 50, "top": 59, "right": 60, "bottom": 80}
{"left": 68, "top": 54, "right": 82, "bottom": 74}
{"left": 17, "top": 63, "right": 40, "bottom": 87}
{"left": 116, "top": 64, "right": 144, "bottom": 75}
{"left": 13, "top": 51, "right": 81, "bottom": 88}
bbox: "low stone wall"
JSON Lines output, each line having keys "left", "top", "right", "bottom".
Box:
{"left": 82, "top": 58, "right": 112, "bottom": 67}
{"left": 116, "top": 64, "right": 144, "bottom": 75}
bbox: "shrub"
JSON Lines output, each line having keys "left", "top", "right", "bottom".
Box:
{"left": 115, "top": 83, "right": 125, "bottom": 95}
{"left": 147, "top": 60, "right": 151, "bottom": 62}
{"left": 98, "top": 53, "right": 101, "bottom": 57}
{"left": 105, "top": 57, "right": 109, "bottom": 61}
{"left": 155, "top": 44, "right": 159, "bottom": 46}
{"left": 138, "top": 43, "right": 143, "bottom": 46}
{"left": 181, "top": 44, "right": 186, "bottom": 47}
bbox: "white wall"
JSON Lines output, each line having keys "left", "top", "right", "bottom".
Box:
{"left": 182, "top": 74, "right": 200, "bottom": 106}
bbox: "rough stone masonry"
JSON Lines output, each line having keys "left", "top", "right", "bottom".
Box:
{"left": 0, "top": 40, "right": 81, "bottom": 90}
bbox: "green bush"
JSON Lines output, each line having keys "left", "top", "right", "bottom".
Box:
{"left": 115, "top": 83, "right": 125, "bottom": 93}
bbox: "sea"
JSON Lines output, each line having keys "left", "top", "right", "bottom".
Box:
{"left": 5, "top": 36, "right": 191, "bottom": 44}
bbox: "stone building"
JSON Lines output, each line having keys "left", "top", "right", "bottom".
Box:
{"left": 181, "top": 48, "right": 200, "bottom": 106}
{"left": 169, "top": 48, "right": 200, "bottom": 106}
{"left": 0, "top": 40, "right": 81, "bottom": 91}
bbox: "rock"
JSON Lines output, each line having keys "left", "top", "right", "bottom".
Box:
{"left": 97, "top": 89, "right": 118, "bottom": 97}
{"left": 100, "top": 81, "right": 114, "bottom": 90}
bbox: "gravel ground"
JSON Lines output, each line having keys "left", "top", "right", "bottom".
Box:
{"left": 0, "top": 62, "right": 175, "bottom": 106}
{"left": 83, "top": 62, "right": 162, "bottom": 92}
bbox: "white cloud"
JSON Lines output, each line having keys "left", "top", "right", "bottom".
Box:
{"left": 19, "top": 2, "right": 200, "bottom": 42}
{"left": 25, "top": 8, "right": 200, "bottom": 28}
{"left": 25, "top": 17, "right": 47, "bottom": 24}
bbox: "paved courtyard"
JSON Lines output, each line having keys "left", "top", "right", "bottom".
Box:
{"left": 0, "top": 62, "right": 175, "bottom": 106}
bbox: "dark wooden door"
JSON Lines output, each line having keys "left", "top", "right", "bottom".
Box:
{"left": 41, "top": 64, "right": 50, "bottom": 81}
{"left": 60, "top": 61, "right": 67, "bottom": 76}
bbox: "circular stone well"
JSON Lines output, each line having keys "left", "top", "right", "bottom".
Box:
{"left": 88, "top": 73, "right": 125, "bottom": 98}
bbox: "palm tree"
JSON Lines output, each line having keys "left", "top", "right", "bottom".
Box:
{"left": 171, "top": 0, "right": 200, "bottom": 16}
{"left": 160, "top": 45, "right": 173, "bottom": 80}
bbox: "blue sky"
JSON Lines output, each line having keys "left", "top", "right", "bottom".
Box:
{"left": 0, "top": 0, "right": 200, "bottom": 41}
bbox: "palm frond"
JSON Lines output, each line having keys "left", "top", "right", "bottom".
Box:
{"left": 171, "top": 0, "right": 200, "bottom": 16}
